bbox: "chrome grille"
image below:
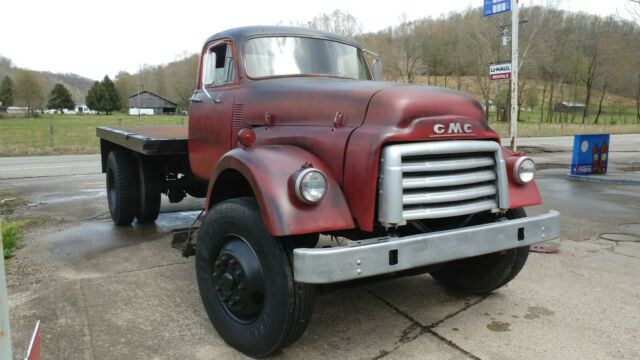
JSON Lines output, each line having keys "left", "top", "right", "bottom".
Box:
{"left": 378, "top": 141, "right": 509, "bottom": 227}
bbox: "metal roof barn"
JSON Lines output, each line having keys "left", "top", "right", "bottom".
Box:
{"left": 129, "top": 91, "right": 177, "bottom": 115}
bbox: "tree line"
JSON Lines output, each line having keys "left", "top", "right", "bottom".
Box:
{"left": 0, "top": 72, "right": 72, "bottom": 114}
{"left": 2, "top": 4, "right": 639, "bottom": 123}
{"left": 352, "top": 6, "right": 640, "bottom": 124}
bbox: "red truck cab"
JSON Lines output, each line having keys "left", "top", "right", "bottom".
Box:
{"left": 97, "top": 26, "right": 559, "bottom": 358}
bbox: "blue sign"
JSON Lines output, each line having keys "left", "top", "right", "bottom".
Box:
{"left": 571, "top": 134, "right": 610, "bottom": 175}
{"left": 484, "top": 0, "right": 511, "bottom": 16}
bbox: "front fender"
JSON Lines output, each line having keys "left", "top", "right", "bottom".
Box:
{"left": 205, "top": 145, "right": 355, "bottom": 236}
{"left": 501, "top": 147, "right": 543, "bottom": 208}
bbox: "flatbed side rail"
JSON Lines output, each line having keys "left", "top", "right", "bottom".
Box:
{"left": 96, "top": 126, "right": 189, "bottom": 156}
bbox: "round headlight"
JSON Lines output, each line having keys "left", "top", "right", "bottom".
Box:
{"left": 513, "top": 157, "right": 536, "bottom": 184}
{"left": 295, "top": 168, "right": 327, "bottom": 204}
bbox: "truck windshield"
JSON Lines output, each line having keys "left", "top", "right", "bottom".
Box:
{"left": 244, "top": 36, "right": 371, "bottom": 80}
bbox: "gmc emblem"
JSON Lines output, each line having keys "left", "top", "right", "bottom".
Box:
{"left": 433, "top": 122, "right": 473, "bottom": 135}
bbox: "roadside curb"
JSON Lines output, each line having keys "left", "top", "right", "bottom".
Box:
{"left": 565, "top": 174, "right": 640, "bottom": 186}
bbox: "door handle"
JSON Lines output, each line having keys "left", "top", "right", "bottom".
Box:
{"left": 189, "top": 96, "right": 202, "bottom": 103}
{"left": 211, "top": 97, "right": 222, "bottom": 104}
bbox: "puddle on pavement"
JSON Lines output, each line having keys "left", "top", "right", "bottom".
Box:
{"left": 599, "top": 233, "right": 640, "bottom": 242}
{"left": 527, "top": 306, "right": 555, "bottom": 317}
{"left": 536, "top": 163, "right": 567, "bottom": 170}
{"left": 619, "top": 223, "right": 640, "bottom": 236}
{"left": 44, "top": 191, "right": 106, "bottom": 204}
{"left": 45, "top": 211, "right": 201, "bottom": 261}
{"left": 486, "top": 320, "right": 511, "bottom": 332}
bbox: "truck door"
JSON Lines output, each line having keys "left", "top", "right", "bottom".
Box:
{"left": 189, "top": 40, "right": 238, "bottom": 180}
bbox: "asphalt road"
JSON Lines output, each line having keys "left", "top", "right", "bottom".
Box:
{"left": 1, "top": 136, "right": 639, "bottom": 360}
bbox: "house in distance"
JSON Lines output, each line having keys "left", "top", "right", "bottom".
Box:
{"left": 129, "top": 91, "right": 177, "bottom": 115}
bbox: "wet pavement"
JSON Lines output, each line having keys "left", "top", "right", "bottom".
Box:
{"left": 1, "top": 135, "right": 639, "bottom": 360}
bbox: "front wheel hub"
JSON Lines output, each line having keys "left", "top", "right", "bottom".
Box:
{"left": 213, "top": 236, "right": 265, "bottom": 321}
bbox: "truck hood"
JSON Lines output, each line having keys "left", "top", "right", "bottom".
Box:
{"left": 363, "top": 85, "right": 490, "bottom": 133}
{"left": 242, "top": 77, "right": 397, "bottom": 127}
{"left": 243, "top": 78, "right": 490, "bottom": 132}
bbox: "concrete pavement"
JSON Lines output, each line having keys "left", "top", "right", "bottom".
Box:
{"left": 2, "top": 136, "right": 640, "bottom": 359}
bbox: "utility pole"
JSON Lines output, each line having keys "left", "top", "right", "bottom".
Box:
{"left": 510, "top": 0, "right": 519, "bottom": 151}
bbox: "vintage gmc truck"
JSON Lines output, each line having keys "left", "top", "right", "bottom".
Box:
{"left": 97, "top": 26, "right": 560, "bottom": 357}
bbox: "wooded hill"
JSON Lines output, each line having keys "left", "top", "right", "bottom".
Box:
{"left": 2, "top": 4, "right": 639, "bottom": 124}
{"left": 355, "top": 6, "right": 640, "bottom": 123}
{"left": 116, "top": 5, "right": 640, "bottom": 122}
{"left": 0, "top": 56, "right": 93, "bottom": 105}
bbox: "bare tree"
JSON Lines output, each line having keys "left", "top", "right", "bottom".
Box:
{"left": 393, "top": 15, "right": 423, "bottom": 83}
{"left": 14, "top": 70, "right": 45, "bottom": 114}
{"left": 305, "top": 10, "right": 363, "bottom": 37}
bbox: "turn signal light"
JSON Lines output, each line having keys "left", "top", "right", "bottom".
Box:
{"left": 238, "top": 128, "right": 256, "bottom": 147}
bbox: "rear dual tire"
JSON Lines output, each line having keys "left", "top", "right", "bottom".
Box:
{"left": 106, "top": 150, "right": 161, "bottom": 225}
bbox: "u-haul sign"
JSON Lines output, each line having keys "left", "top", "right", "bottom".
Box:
{"left": 489, "top": 62, "right": 512, "bottom": 80}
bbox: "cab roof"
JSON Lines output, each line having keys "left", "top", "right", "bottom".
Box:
{"left": 204, "top": 26, "right": 361, "bottom": 48}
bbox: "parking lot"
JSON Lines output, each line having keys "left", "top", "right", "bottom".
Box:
{"left": 2, "top": 135, "right": 640, "bottom": 359}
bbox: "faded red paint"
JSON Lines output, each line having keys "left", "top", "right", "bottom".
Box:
{"left": 206, "top": 145, "right": 354, "bottom": 236}
{"left": 188, "top": 27, "right": 543, "bottom": 236}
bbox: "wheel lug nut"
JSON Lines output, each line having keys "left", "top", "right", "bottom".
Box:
{"left": 228, "top": 258, "right": 236, "bottom": 265}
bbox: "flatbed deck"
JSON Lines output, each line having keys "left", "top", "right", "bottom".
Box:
{"left": 97, "top": 126, "right": 188, "bottom": 155}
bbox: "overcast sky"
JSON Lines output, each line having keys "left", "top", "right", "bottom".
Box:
{"left": 0, "top": 0, "right": 635, "bottom": 80}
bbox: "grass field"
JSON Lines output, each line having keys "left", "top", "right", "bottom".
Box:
{"left": 0, "top": 113, "right": 187, "bottom": 156}
{"left": 0, "top": 112, "right": 637, "bottom": 157}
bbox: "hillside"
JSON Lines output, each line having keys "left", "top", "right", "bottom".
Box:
{"left": 0, "top": 55, "right": 93, "bottom": 104}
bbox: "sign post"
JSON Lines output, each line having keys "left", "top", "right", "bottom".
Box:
{"left": 484, "top": 0, "right": 511, "bottom": 16}
{"left": 484, "top": 0, "right": 519, "bottom": 151}
{"left": 489, "top": 62, "right": 512, "bottom": 80}
{"left": 509, "top": 0, "right": 519, "bottom": 151}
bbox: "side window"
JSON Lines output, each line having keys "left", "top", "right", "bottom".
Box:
{"left": 202, "top": 42, "right": 236, "bottom": 87}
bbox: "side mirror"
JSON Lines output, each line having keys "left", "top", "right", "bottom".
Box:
{"left": 363, "top": 49, "right": 382, "bottom": 81}
{"left": 372, "top": 57, "right": 382, "bottom": 81}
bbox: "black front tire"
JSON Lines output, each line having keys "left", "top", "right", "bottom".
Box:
{"left": 106, "top": 150, "right": 138, "bottom": 226}
{"left": 430, "top": 209, "right": 530, "bottom": 295}
{"left": 196, "top": 197, "right": 314, "bottom": 357}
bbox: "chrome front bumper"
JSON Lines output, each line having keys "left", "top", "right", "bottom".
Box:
{"left": 293, "top": 210, "right": 560, "bottom": 284}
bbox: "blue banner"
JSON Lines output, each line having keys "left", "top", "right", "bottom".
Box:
{"left": 484, "top": 0, "right": 511, "bottom": 16}
{"left": 571, "top": 134, "right": 610, "bottom": 175}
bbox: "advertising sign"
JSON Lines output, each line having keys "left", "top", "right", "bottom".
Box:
{"left": 484, "top": 0, "right": 511, "bottom": 16}
{"left": 571, "top": 134, "right": 610, "bottom": 175}
{"left": 489, "top": 62, "right": 512, "bottom": 80}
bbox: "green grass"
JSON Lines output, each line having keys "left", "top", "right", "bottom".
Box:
{"left": 0, "top": 112, "right": 637, "bottom": 157}
{"left": 0, "top": 113, "right": 187, "bottom": 157}
{"left": 2, "top": 220, "right": 24, "bottom": 259}
{"left": 488, "top": 121, "right": 640, "bottom": 138}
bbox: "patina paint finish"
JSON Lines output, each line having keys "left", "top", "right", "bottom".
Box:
{"left": 187, "top": 26, "right": 542, "bottom": 235}
{"left": 206, "top": 145, "right": 355, "bottom": 236}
